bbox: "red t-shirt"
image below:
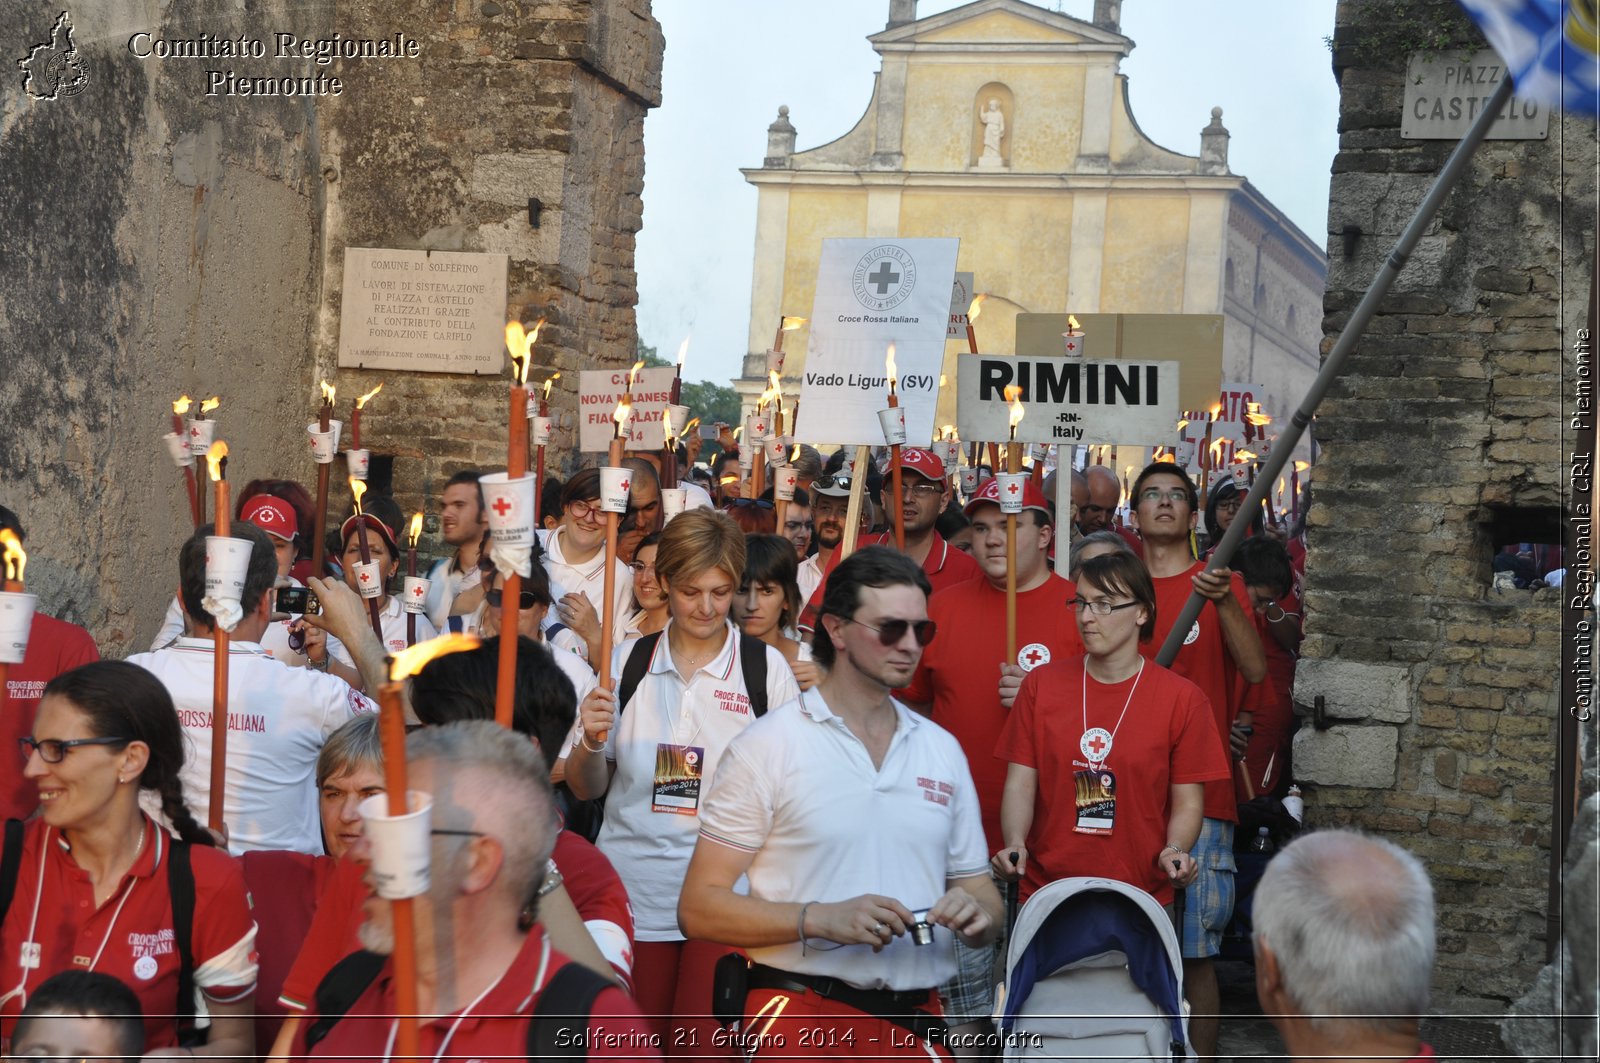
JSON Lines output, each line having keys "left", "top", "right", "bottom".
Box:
{"left": 901, "top": 573, "right": 1084, "bottom": 853}
{"left": 1, "top": 613, "right": 99, "bottom": 821}
{"left": 0, "top": 818, "right": 257, "bottom": 1052}
{"left": 1140, "top": 562, "right": 1256, "bottom": 821}
{"left": 279, "top": 832, "right": 636, "bottom": 1011}
{"left": 240, "top": 850, "right": 336, "bottom": 1046}
{"left": 995, "top": 657, "right": 1228, "bottom": 905}
{"left": 1235, "top": 593, "right": 1299, "bottom": 793}
{"left": 304, "top": 937, "right": 657, "bottom": 1062}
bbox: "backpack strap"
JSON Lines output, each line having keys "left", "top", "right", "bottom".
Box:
{"left": 526, "top": 961, "right": 613, "bottom": 1059}
{"left": 167, "top": 838, "right": 199, "bottom": 1041}
{"left": 303, "top": 950, "right": 388, "bottom": 1050}
{"left": 614, "top": 632, "right": 662, "bottom": 719}
{"left": 737, "top": 636, "right": 769, "bottom": 718}
{"left": 0, "top": 819, "right": 24, "bottom": 927}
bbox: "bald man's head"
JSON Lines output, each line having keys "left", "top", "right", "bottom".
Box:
{"left": 1081, "top": 466, "right": 1120, "bottom": 532}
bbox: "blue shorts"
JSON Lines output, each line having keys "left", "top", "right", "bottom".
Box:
{"left": 1179, "top": 818, "right": 1236, "bottom": 960}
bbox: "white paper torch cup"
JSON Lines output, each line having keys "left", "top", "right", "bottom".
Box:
{"left": 204, "top": 536, "right": 253, "bottom": 607}
{"left": 401, "top": 576, "right": 431, "bottom": 615}
{"left": 1175, "top": 440, "right": 1197, "bottom": 468}
{"left": 351, "top": 560, "right": 384, "bottom": 599}
{"left": 307, "top": 422, "right": 341, "bottom": 464}
{"left": 0, "top": 593, "right": 38, "bottom": 665}
{"left": 660, "top": 488, "right": 687, "bottom": 522}
{"left": 774, "top": 469, "right": 798, "bottom": 501}
{"left": 666, "top": 404, "right": 692, "bottom": 436}
{"left": 876, "top": 408, "right": 908, "bottom": 446}
{"left": 995, "top": 473, "right": 1028, "bottom": 515}
{"left": 765, "top": 348, "right": 785, "bottom": 377}
{"left": 1230, "top": 465, "right": 1252, "bottom": 491}
{"left": 164, "top": 432, "right": 195, "bottom": 468}
{"left": 599, "top": 467, "right": 631, "bottom": 514}
{"left": 533, "top": 416, "right": 553, "bottom": 446}
{"left": 959, "top": 468, "right": 979, "bottom": 495}
{"left": 933, "top": 442, "right": 959, "bottom": 470}
{"left": 479, "top": 473, "right": 537, "bottom": 549}
{"left": 745, "top": 415, "right": 771, "bottom": 445}
{"left": 185, "top": 418, "right": 216, "bottom": 460}
{"left": 346, "top": 449, "right": 371, "bottom": 480}
{"left": 764, "top": 437, "right": 789, "bottom": 465}
{"left": 359, "top": 792, "right": 433, "bottom": 900}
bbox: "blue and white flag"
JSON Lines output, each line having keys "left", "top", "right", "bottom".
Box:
{"left": 1459, "top": 0, "right": 1600, "bottom": 113}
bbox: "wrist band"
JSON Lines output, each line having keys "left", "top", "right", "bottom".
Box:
{"left": 1160, "top": 843, "right": 1187, "bottom": 860}
{"left": 798, "top": 901, "right": 814, "bottom": 955}
{"left": 579, "top": 734, "right": 605, "bottom": 754}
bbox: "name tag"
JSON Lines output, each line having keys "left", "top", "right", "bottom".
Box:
{"left": 652, "top": 743, "right": 704, "bottom": 815}
{"left": 1073, "top": 769, "right": 1116, "bottom": 835}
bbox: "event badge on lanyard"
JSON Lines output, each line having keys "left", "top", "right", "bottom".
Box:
{"left": 1074, "top": 661, "right": 1144, "bottom": 835}
{"left": 653, "top": 743, "right": 705, "bottom": 815}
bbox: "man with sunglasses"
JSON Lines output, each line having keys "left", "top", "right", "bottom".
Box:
{"left": 681, "top": 548, "right": 1001, "bottom": 1058}
{"left": 862, "top": 450, "right": 981, "bottom": 598}
{"left": 795, "top": 473, "right": 872, "bottom": 622}
{"left": 898, "top": 476, "right": 1082, "bottom": 1053}
{"left": 1128, "top": 461, "right": 1266, "bottom": 1063}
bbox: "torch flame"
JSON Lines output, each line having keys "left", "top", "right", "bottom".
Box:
{"left": 1067, "top": 314, "right": 1081, "bottom": 332}
{"left": 355, "top": 384, "right": 384, "bottom": 409}
{"left": 613, "top": 397, "right": 632, "bottom": 434}
{"left": 676, "top": 335, "right": 691, "bottom": 368}
{"left": 1234, "top": 450, "right": 1258, "bottom": 464}
{"left": 1208, "top": 441, "right": 1224, "bottom": 463}
{"left": 1176, "top": 419, "right": 1190, "bottom": 432}
{"left": 627, "top": 360, "right": 645, "bottom": 391}
{"left": 1294, "top": 460, "right": 1311, "bottom": 472}
{"left": 349, "top": 477, "right": 367, "bottom": 514}
{"left": 542, "top": 372, "right": 561, "bottom": 401}
{"left": 1005, "top": 385, "right": 1026, "bottom": 432}
{"left": 0, "top": 529, "right": 25, "bottom": 583}
{"left": 683, "top": 417, "right": 701, "bottom": 437}
{"left": 205, "top": 441, "right": 228, "bottom": 482}
{"left": 408, "top": 512, "right": 424, "bottom": 548}
{"left": 941, "top": 424, "right": 955, "bottom": 441}
{"left": 967, "top": 293, "right": 989, "bottom": 322}
{"left": 885, "top": 344, "right": 898, "bottom": 390}
{"left": 1277, "top": 476, "right": 1286, "bottom": 502}
{"left": 781, "top": 317, "right": 806, "bottom": 332}
{"left": 173, "top": 395, "right": 193, "bottom": 416}
{"left": 1209, "top": 402, "right": 1223, "bottom": 420}
{"left": 199, "top": 397, "right": 220, "bottom": 415}
{"left": 320, "top": 380, "right": 337, "bottom": 406}
{"left": 790, "top": 443, "right": 803, "bottom": 463}
{"left": 389, "top": 633, "right": 482, "bottom": 682}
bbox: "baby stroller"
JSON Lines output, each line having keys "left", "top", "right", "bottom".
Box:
{"left": 995, "top": 877, "right": 1190, "bottom": 1061}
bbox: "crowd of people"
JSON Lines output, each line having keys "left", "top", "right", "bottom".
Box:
{"left": 0, "top": 432, "right": 1450, "bottom": 1063}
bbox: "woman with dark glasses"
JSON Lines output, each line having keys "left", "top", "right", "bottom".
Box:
{"left": 993, "top": 552, "right": 1229, "bottom": 915}
{"left": 1, "top": 662, "right": 257, "bottom": 1057}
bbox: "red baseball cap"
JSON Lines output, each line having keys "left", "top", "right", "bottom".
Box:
{"left": 888, "top": 448, "right": 946, "bottom": 482}
{"left": 340, "top": 513, "right": 399, "bottom": 555}
{"left": 241, "top": 496, "right": 298, "bottom": 542}
{"left": 963, "top": 476, "right": 1053, "bottom": 522}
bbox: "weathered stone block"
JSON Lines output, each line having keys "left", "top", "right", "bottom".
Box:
{"left": 1294, "top": 658, "right": 1414, "bottom": 723}
{"left": 1293, "top": 725, "right": 1399, "bottom": 788}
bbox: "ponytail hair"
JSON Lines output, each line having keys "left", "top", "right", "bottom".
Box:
{"left": 41, "top": 662, "right": 215, "bottom": 848}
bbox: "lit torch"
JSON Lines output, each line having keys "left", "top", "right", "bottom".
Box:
{"left": 170, "top": 396, "right": 202, "bottom": 527}
{"left": 1292, "top": 460, "right": 1310, "bottom": 525}
{"left": 1062, "top": 314, "right": 1085, "bottom": 357}
{"left": 1004, "top": 385, "right": 1026, "bottom": 660}
{"left": 405, "top": 512, "right": 424, "bottom": 646}
{"left": 0, "top": 532, "right": 26, "bottom": 747}
{"left": 883, "top": 344, "right": 906, "bottom": 549}
{"left": 311, "top": 381, "right": 337, "bottom": 578}
{"left": 351, "top": 384, "right": 383, "bottom": 450}
{"left": 348, "top": 478, "right": 386, "bottom": 642}
{"left": 966, "top": 293, "right": 988, "bottom": 353}
{"left": 595, "top": 393, "right": 633, "bottom": 741}
{"left": 204, "top": 440, "right": 232, "bottom": 832}
{"left": 773, "top": 315, "right": 805, "bottom": 355}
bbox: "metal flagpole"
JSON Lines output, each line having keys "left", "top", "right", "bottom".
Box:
{"left": 1155, "top": 75, "right": 1515, "bottom": 667}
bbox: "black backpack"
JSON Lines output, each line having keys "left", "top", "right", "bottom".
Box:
{"left": 559, "top": 631, "right": 771, "bottom": 842}
{"left": 303, "top": 948, "right": 613, "bottom": 1058}
{"left": 1, "top": 819, "right": 199, "bottom": 1042}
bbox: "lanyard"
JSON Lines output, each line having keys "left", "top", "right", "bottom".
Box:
{"left": 1081, "top": 659, "right": 1144, "bottom": 772}
{"left": 378, "top": 935, "right": 551, "bottom": 1063}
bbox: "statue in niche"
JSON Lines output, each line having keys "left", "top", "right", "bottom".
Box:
{"left": 979, "top": 98, "right": 1006, "bottom": 164}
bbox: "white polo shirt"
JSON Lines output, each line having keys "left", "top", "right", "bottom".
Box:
{"left": 126, "top": 638, "right": 377, "bottom": 854}
{"left": 698, "top": 688, "right": 989, "bottom": 991}
{"left": 327, "top": 595, "right": 439, "bottom": 663}
{"left": 543, "top": 526, "right": 635, "bottom": 646}
{"left": 796, "top": 554, "right": 825, "bottom": 610}
{"left": 150, "top": 587, "right": 308, "bottom": 668}
{"left": 593, "top": 620, "right": 800, "bottom": 940}
{"left": 423, "top": 556, "right": 482, "bottom": 631}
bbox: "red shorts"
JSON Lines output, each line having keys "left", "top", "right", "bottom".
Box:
{"left": 634, "top": 939, "right": 742, "bottom": 1059}
{"left": 737, "top": 986, "right": 951, "bottom": 1061}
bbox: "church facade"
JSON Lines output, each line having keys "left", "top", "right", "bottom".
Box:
{"left": 734, "top": 0, "right": 1326, "bottom": 437}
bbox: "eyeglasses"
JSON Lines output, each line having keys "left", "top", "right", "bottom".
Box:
{"left": 485, "top": 587, "right": 540, "bottom": 610}
{"left": 1215, "top": 498, "right": 1241, "bottom": 513}
{"left": 1137, "top": 488, "right": 1191, "bottom": 506}
{"left": 20, "top": 736, "right": 131, "bottom": 764}
{"left": 892, "top": 481, "right": 944, "bottom": 500}
{"left": 629, "top": 561, "right": 656, "bottom": 575}
{"left": 566, "top": 499, "right": 601, "bottom": 521}
{"left": 1069, "top": 598, "right": 1142, "bottom": 616}
{"left": 430, "top": 828, "right": 486, "bottom": 839}
{"left": 846, "top": 617, "right": 938, "bottom": 647}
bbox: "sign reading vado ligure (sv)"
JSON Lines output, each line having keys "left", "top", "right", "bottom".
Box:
{"left": 957, "top": 356, "right": 1180, "bottom": 445}
{"left": 338, "top": 248, "right": 509, "bottom": 373}
{"left": 795, "top": 238, "right": 959, "bottom": 446}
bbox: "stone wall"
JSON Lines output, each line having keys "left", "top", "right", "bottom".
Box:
{"left": 0, "top": 1, "right": 661, "bottom": 654}
{"left": 1300, "top": 0, "right": 1588, "bottom": 1011}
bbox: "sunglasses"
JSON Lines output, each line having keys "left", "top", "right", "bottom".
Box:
{"left": 485, "top": 587, "right": 540, "bottom": 610}
{"left": 727, "top": 499, "right": 775, "bottom": 511}
{"left": 846, "top": 617, "right": 938, "bottom": 647}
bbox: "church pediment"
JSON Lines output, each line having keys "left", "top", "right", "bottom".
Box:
{"left": 871, "top": 0, "right": 1130, "bottom": 51}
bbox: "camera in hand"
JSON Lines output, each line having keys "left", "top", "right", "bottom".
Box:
{"left": 909, "top": 909, "right": 934, "bottom": 946}
{"left": 275, "top": 586, "right": 318, "bottom": 615}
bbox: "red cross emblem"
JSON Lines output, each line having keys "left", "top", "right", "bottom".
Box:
{"left": 358, "top": 571, "right": 372, "bottom": 584}
{"left": 492, "top": 497, "right": 513, "bottom": 517}
{"left": 1025, "top": 648, "right": 1044, "bottom": 665}
{"left": 1064, "top": 337, "right": 1079, "bottom": 354}
{"left": 190, "top": 425, "right": 201, "bottom": 438}
{"left": 1088, "top": 734, "right": 1107, "bottom": 756}
{"left": 619, "top": 478, "right": 631, "bottom": 492}
{"left": 410, "top": 583, "right": 426, "bottom": 597}
{"left": 1005, "top": 482, "right": 1020, "bottom": 496}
